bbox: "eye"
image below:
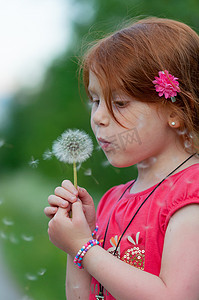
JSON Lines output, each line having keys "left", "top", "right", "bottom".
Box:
{"left": 89, "top": 97, "right": 100, "bottom": 107}
{"left": 112, "top": 100, "right": 129, "bottom": 108}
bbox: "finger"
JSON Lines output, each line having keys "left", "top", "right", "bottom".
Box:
{"left": 61, "top": 180, "right": 78, "bottom": 196}
{"left": 48, "top": 194, "right": 70, "bottom": 208}
{"left": 71, "top": 200, "right": 86, "bottom": 222}
{"left": 44, "top": 206, "right": 58, "bottom": 218}
{"left": 54, "top": 187, "right": 77, "bottom": 203}
{"left": 77, "top": 187, "right": 93, "bottom": 205}
{"left": 55, "top": 206, "right": 70, "bottom": 219}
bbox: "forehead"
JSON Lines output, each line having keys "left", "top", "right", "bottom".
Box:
{"left": 88, "top": 70, "right": 102, "bottom": 93}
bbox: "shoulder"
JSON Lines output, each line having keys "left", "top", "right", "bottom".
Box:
{"left": 160, "top": 163, "right": 199, "bottom": 232}
{"left": 96, "top": 180, "right": 135, "bottom": 218}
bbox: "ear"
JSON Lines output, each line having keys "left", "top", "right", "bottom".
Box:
{"left": 168, "top": 111, "right": 181, "bottom": 128}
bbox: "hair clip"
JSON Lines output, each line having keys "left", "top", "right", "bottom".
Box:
{"left": 152, "top": 70, "right": 181, "bottom": 102}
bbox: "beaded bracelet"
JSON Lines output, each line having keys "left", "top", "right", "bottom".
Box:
{"left": 92, "top": 224, "right": 99, "bottom": 237}
{"left": 74, "top": 239, "right": 99, "bottom": 269}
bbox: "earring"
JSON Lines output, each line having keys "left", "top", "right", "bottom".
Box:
{"left": 171, "top": 121, "right": 176, "bottom": 126}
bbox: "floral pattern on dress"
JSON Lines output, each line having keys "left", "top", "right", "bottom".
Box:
{"left": 121, "top": 232, "right": 145, "bottom": 270}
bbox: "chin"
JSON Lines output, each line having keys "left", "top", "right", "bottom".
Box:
{"left": 107, "top": 158, "right": 135, "bottom": 168}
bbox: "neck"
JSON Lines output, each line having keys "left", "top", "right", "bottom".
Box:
{"left": 131, "top": 147, "right": 198, "bottom": 194}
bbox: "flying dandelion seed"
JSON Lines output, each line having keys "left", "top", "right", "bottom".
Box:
{"left": 0, "top": 139, "right": 5, "bottom": 148}
{"left": 26, "top": 273, "right": 38, "bottom": 281}
{"left": 22, "top": 296, "right": 34, "bottom": 300}
{"left": 21, "top": 234, "right": 34, "bottom": 242}
{"left": 29, "top": 156, "right": 39, "bottom": 168}
{"left": 102, "top": 160, "right": 110, "bottom": 167}
{"left": 37, "top": 268, "right": 46, "bottom": 276}
{"left": 84, "top": 168, "right": 92, "bottom": 176}
{"left": 177, "top": 128, "right": 187, "bottom": 135}
{"left": 2, "top": 217, "right": 14, "bottom": 226}
{"left": 43, "top": 149, "right": 53, "bottom": 160}
{"left": 137, "top": 157, "right": 157, "bottom": 169}
{"left": 184, "top": 140, "right": 192, "bottom": 149}
{"left": 76, "top": 163, "right": 82, "bottom": 171}
{"left": 9, "top": 233, "right": 19, "bottom": 244}
{"left": 52, "top": 129, "right": 93, "bottom": 188}
{"left": 0, "top": 230, "right": 8, "bottom": 239}
{"left": 96, "top": 144, "right": 101, "bottom": 151}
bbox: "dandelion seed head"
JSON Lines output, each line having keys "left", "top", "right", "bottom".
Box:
{"left": 43, "top": 149, "right": 53, "bottom": 160}
{"left": 52, "top": 129, "right": 93, "bottom": 164}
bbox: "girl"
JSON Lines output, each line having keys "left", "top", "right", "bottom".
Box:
{"left": 44, "top": 17, "right": 199, "bottom": 300}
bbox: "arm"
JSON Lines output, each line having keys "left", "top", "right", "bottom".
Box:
{"left": 66, "top": 255, "right": 91, "bottom": 300}
{"left": 83, "top": 204, "right": 199, "bottom": 300}
{"left": 48, "top": 201, "right": 199, "bottom": 300}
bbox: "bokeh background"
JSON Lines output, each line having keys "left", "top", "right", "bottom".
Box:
{"left": 1, "top": 0, "right": 199, "bottom": 299}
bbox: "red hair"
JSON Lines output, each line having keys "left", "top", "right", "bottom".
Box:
{"left": 81, "top": 17, "right": 199, "bottom": 152}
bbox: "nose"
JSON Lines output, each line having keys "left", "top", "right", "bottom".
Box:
{"left": 91, "top": 100, "right": 110, "bottom": 127}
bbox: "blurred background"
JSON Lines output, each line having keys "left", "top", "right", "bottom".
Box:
{"left": 0, "top": 0, "right": 199, "bottom": 299}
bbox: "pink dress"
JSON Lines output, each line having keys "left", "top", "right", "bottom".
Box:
{"left": 89, "top": 164, "right": 199, "bottom": 299}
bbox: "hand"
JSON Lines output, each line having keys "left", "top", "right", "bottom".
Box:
{"left": 48, "top": 200, "right": 92, "bottom": 257}
{"left": 44, "top": 180, "right": 96, "bottom": 231}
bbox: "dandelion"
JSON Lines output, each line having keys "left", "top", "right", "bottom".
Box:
{"left": 52, "top": 129, "right": 93, "bottom": 188}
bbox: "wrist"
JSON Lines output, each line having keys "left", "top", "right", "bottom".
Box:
{"left": 73, "top": 239, "right": 100, "bottom": 269}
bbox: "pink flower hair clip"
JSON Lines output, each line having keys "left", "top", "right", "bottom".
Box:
{"left": 152, "top": 70, "right": 181, "bottom": 103}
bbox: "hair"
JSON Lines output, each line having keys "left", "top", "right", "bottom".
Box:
{"left": 80, "top": 17, "right": 199, "bottom": 153}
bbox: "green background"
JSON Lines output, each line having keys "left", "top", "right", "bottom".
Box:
{"left": 1, "top": 0, "right": 199, "bottom": 299}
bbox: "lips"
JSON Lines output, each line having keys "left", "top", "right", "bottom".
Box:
{"left": 97, "top": 137, "right": 112, "bottom": 150}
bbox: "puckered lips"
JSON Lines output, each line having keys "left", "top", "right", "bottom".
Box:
{"left": 97, "top": 137, "right": 113, "bottom": 151}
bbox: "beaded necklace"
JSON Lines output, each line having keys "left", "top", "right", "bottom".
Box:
{"left": 96, "top": 153, "right": 196, "bottom": 299}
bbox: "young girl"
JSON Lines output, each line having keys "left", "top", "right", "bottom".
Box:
{"left": 44, "top": 17, "right": 199, "bottom": 300}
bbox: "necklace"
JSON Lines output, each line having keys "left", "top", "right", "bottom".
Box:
{"left": 97, "top": 153, "right": 197, "bottom": 299}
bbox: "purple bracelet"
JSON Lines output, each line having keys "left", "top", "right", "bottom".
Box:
{"left": 74, "top": 239, "right": 99, "bottom": 269}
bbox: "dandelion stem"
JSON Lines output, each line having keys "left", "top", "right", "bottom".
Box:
{"left": 73, "top": 161, "right": 77, "bottom": 189}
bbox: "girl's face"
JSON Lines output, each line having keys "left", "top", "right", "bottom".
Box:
{"left": 89, "top": 71, "right": 177, "bottom": 168}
